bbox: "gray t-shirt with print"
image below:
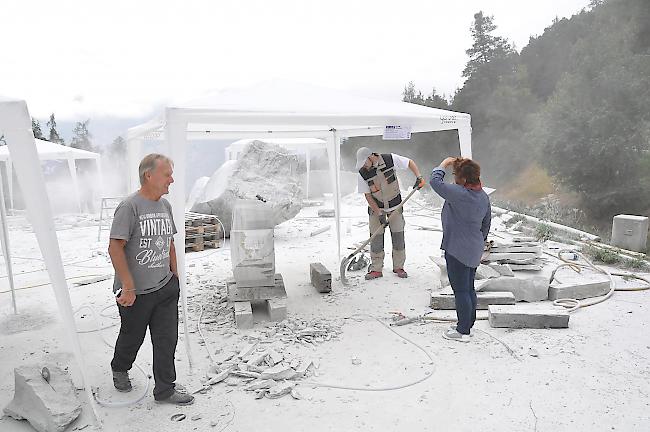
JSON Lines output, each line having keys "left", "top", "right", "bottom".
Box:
{"left": 110, "top": 192, "right": 177, "bottom": 295}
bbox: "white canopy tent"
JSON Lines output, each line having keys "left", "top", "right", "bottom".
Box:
{"left": 225, "top": 138, "right": 327, "bottom": 198}
{"left": 0, "top": 139, "right": 102, "bottom": 212}
{"left": 0, "top": 97, "right": 97, "bottom": 421}
{"left": 127, "top": 80, "right": 472, "bottom": 369}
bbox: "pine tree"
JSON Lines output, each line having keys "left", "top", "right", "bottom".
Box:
{"left": 32, "top": 118, "right": 45, "bottom": 139}
{"left": 70, "top": 119, "right": 93, "bottom": 151}
{"left": 462, "top": 11, "right": 515, "bottom": 79}
{"left": 46, "top": 114, "right": 64, "bottom": 144}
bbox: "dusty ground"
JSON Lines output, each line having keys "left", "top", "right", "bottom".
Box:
{"left": 1, "top": 195, "right": 649, "bottom": 432}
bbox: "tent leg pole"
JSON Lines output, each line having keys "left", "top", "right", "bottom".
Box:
{"left": 0, "top": 173, "right": 17, "bottom": 314}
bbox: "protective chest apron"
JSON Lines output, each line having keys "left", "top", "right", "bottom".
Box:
{"left": 359, "top": 153, "right": 402, "bottom": 211}
{"left": 358, "top": 153, "right": 406, "bottom": 272}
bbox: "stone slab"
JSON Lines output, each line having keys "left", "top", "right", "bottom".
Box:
{"left": 490, "top": 245, "right": 542, "bottom": 254}
{"left": 234, "top": 302, "right": 253, "bottom": 329}
{"left": 228, "top": 274, "right": 286, "bottom": 302}
{"left": 548, "top": 280, "right": 611, "bottom": 300}
{"left": 309, "top": 262, "right": 332, "bottom": 293}
{"left": 509, "top": 264, "right": 543, "bottom": 271}
{"left": 488, "top": 263, "right": 515, "bottom": 277}
{"left": 430, "top": 291, "right": 516, "bottom": 310}
{"left": 488, "top": 304, "right": 569, "bottom": 329}
{"left": 3, "top": 364, "right": 81, "bottom": 432}
{"left": 484, "top": 252, "right": 539, "bottom": 262}
{"left": 479, "top": 276, "right": 549, "bottom": 302}
{"left": 265, "top": 298, "right": 287, "bottom": 322}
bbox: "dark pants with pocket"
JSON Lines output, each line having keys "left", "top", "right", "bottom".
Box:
{"left": 111, "top": 275, "right": 179, "bottom": 401}
{"left": 445, "top": 252, "right": 477, "bottom": 335}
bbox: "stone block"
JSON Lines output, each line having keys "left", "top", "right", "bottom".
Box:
{"left": 429, "top": 256, "right": 450, "bottom": 287}
{"left": 430, "top": 291, "right": 515, "bottom": 310}
{"left": 227, "top": 274, "right": 286, "bottom": 302}
{"left": 3, "top": 364, "right": 82, "bottom": 432}
{"left": 479, "top": 276, "right": 549, "bottom": 302}
{"left": 488, "top": 263, "right": 514, "bottom": 277}
{"left": 548, "top": 280, "right": 611, "bottom": 300}
{"left": 475, "top": 264, "right": 501, "bottom": 280}
{"left": 310, "top": 263, "right": 332, "bottom": 293}
{"left": 317, "top": 209, "right": 335, "bottom": 218}
{"left": 488, "top": 304, "right": 569, "bottom": 328}
{"left": 265, "top": 298, "right": 287, "bottom": 322}
{"left": 234, "top": 302, "right": 253, "bottom": 329}
{"left": 611, "top": 214, "right": 649, "bottom": 252}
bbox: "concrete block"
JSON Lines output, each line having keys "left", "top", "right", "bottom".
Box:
{"left": 265, "top": 298, "right": 287, "bottom": 322}
{"left": 479, "top": 276, "right": 549, "bottom": 302}
{"left": 488, "top": 263, "right": 514, "bottom": 277}
{"left": 234, "top": 302, "right": 253, "bottom": 329}
{"left": 475, "top": 264, "right": 501, "bottom": 280}
{"left": 228, "top": 274, "right": 286, "bottom": 302}
{"left": 3, "top": 365, "right": 81, "bottom": 432}
{"left": 548, "top": 280, "right": 611, "bottom": 300}
{"left": 488, "top": 304, "right": 569, "bottom": 329}
{"left": 430, "top": 291, "right": 515, "bottom": 310}
{"left": 310, "top": 263, "right": 332, "bottom": 293}
{"left": 611, "top": 214, "right": 649, "bottom": 252}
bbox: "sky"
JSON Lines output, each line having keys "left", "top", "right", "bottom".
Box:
{"left": 2, "top": 0, "right": 591, "bottom": 121}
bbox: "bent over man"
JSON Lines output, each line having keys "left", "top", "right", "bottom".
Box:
{"left": 356, "top": 147, "right": 426, "bottom": 280}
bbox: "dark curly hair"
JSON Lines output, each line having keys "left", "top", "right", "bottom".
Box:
{"left": 452, "top": 158, "right": 481, "bottom": 185}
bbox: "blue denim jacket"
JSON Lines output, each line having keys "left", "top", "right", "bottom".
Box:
{"left": 429, "top": 166, "right": 491, "bottom": 268}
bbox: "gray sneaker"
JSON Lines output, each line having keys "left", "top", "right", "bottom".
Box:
{"left": 449, "top": 325, "right": 475, "bottom": 337}
{"left": 442, "top": 328, "right": 471, "bottom": 343}
{"left": 156, "top": 390, "right": 195, "bottom": 406}
{"left": 112, "top": 371, "right": 132, "bottom": 392}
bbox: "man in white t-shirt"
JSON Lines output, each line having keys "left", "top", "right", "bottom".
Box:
{"left": 356, "top": 147, "right": 425, "bottom": 280}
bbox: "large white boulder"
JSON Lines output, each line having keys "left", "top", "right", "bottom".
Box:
{"left": 190, "top": 141, "right": 303, "bottom": 236}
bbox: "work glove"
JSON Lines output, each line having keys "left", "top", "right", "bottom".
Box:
{"left": 413, "top": 176, "right": 425, "bottom": 190}
{"left": 378, "top": 213, "right": 388, "bottom": 226}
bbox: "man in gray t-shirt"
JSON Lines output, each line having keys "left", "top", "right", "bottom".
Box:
{"left": 108, "top": 153, "right": 194, "bottom": 406}
{"left": 111, "top": 193, "right": 177, "bottom": 295}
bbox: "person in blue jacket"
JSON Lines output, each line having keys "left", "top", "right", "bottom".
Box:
{"left": 429, "top": 157, "right": 491, "bottom": 343}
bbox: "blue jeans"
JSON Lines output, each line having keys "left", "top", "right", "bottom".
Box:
{"left": 445, "top": 252, "right": 477, "bottom": 335}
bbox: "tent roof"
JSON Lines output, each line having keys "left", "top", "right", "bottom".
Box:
{"left": 0, "top": 139, "right": 100, "bottom": 162}
{"left": 128, "top": 80, "right": 471, "bottom": 140}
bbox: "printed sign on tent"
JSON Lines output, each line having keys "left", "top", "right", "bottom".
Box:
{"left": 383, "top": 125, "right": 411, "bottom": 140}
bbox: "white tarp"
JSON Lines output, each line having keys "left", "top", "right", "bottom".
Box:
{"left": 0, "top": 139, "right": 102, "bottom": 211}
{"left": 126, "top": 80, "right": 473, "bottom": 366}
{"left": 0, "top": 96, "right": 98, "bottom": 420}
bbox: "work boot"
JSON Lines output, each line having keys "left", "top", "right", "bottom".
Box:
{"left": 156, "top": 390, "right": 195, "bottom": 406}
{"left": 112, "top": 371, "right": 132, "bottom": 392}
{"left": 365, "top": 271, "right": 383, "bottom": 280}
{"left": 393, "top": 268, "right": 408, "bottom": 278}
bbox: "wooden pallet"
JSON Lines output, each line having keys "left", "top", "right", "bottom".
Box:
{"left": 184, "top": 212, "right": 223, "bottom": 252}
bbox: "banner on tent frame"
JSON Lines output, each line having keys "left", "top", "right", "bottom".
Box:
{"left": 383, "top": 125, "right": 411, "bottom": 140}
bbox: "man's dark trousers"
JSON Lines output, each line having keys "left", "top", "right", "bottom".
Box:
{"left": 111, "top": 275, "right": 179, "bottom": 400}
{"left": 445, "top": 252, "right": 477, "bottom": 335}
